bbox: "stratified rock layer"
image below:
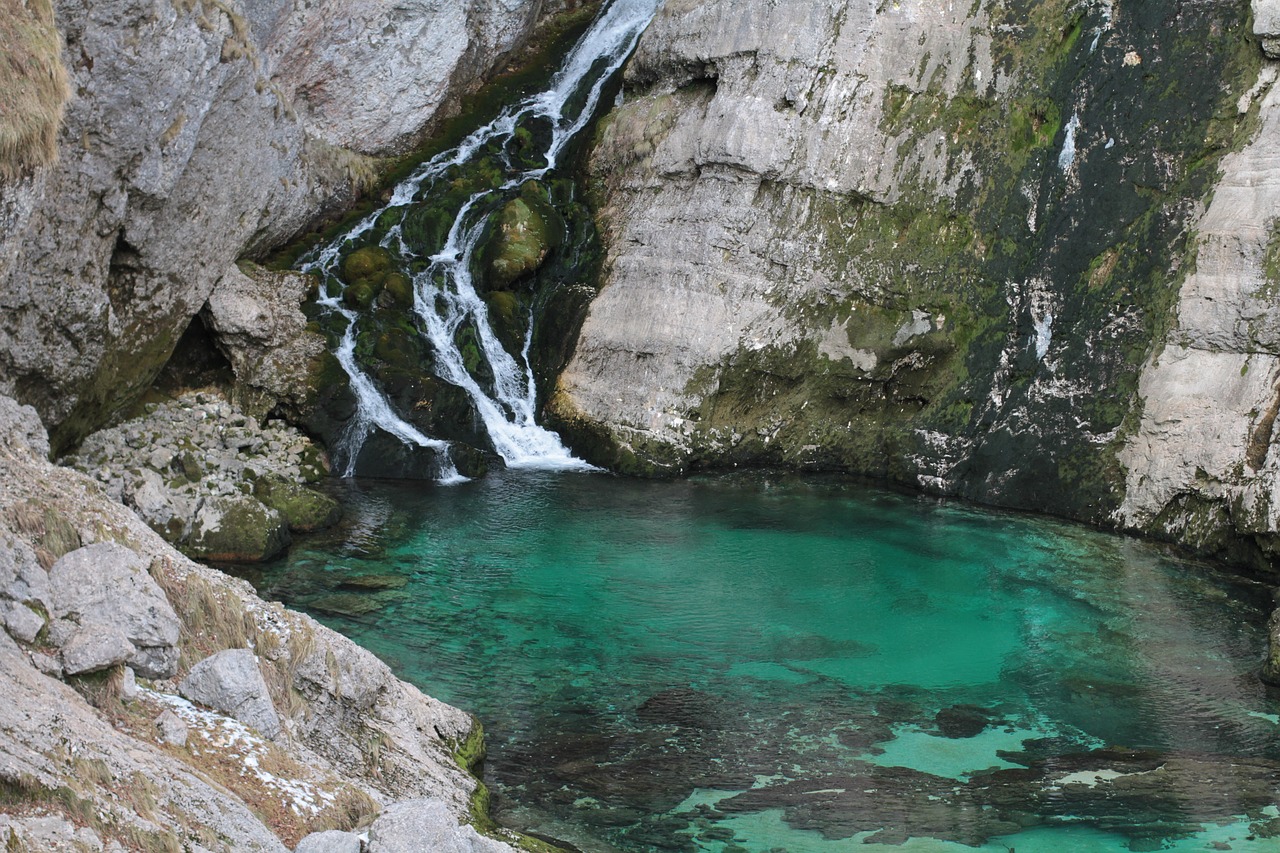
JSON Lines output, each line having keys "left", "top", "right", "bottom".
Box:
{"left": 557, "top": 0, "right": 1275, "bottom": 565}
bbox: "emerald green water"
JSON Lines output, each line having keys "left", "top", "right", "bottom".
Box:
{"left": 239, "top": 471, "right": 1280, "bottom": 852}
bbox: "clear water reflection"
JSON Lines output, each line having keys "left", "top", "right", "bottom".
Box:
{"left": 237, "top": 471, "right": 1280, "bottom": 852}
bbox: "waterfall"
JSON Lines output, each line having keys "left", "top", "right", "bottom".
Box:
{"left": 301, "top": 0, "right": 661, "bottom": 480}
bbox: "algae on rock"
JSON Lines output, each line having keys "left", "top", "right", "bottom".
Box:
{"left": 557, "top": 0, "right": 1264, "bottom": 539}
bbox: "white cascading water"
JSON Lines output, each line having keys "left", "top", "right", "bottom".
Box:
{"left": 302, "top": 0, "right": 661, "bottom": 480}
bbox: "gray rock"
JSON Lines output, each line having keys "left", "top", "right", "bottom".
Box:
{"left": 367, "top": 798, "right": 512, "bottom": 853}
{"left": 125, "top": 468, "right": 191, "bottom": 543}
{"left": 28, "top": 650, "right": 62, "bottom": 677}
{"left": 61, "top": 625, "right": 136, "bottom": 676}
{"left": 204, "top": 264, "right": 326, "bottom": 420}
{"left": 1256, "top": 0, "right": 1280, "bottom": 57}
{"left": 2, "top": 600, "right": 46, "bottom": 644}
{"left": 0, "top": 533, "right": 50, "bottom": 607}
{"left": 47, "top": 543, "right": 181, "bottom": 679}
{"left": 187, "top": 494, "right": 290, "bottom": 563}
{"left": 179, "top": 648, "right": 282, "bottom": 740}
{"left": 293, "top": 829, "right": 362, "bottom": 853}
{"left": 119, "top": 666, "right": 139, "bottom": 700}
{"left": 0, "top": 396, "right": 50, "bottom": 459}
{"left": 0, "top": 607, "right": 290, "bottom": 851}
{"left": 155, "top": 709, "right": 189, "bottom": 747}
{"left": 1117, "top": 65, "right": 1280, "bottom": 556}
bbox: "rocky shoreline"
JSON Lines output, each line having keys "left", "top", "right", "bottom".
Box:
{"left": 0, "top": 393, "right": 535, "bottom": 852}
{"left": 64, "top": 390, "right": 340, "bottom": 564}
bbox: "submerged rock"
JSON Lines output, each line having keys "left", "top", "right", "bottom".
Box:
{"left": 338, "top": 574, "right": 408, "bottom": 591}
{"left": 934, "top": 704, "right": 993, "bottom": 739}
{"left": 637, "top": 687, "right": 726, "bottom": 730}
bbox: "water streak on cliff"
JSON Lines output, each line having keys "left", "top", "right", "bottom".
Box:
{"left": 302, "top": 0, "right": 661, "bottom": 478}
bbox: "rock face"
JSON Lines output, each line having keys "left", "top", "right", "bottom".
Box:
{"left": 1116, "top": 9, "right": 1280, "bottom": 571}
{"left": 555, "top": 0, "right": 1274, "bottom": 557}
{"left": 47, "top": 542, "right": 182, "bottom": 678}
{"left": 0, "top": 395, "right": 518, "bottom": 850}
{"left": 0, "top": 0, "right": 560, "bottom": 453}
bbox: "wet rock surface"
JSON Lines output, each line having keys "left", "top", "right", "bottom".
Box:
{"left": 65, "top": 390, "right": 340, "bottom": 561}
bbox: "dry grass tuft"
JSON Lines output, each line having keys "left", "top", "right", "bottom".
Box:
{"left": 305, "top": 784, "right": 380, "bottom": 835}
{"left": 306, "top": 136, "right": 383, "bottom": 196}
{"left": 0, "top": 0, "right": 70, "bottom": 181}
{"left": 8, "top": 499, "right": 81, "bottom": 569}
{"left": 149, "top": 557, "right": 256, "bottom": 673}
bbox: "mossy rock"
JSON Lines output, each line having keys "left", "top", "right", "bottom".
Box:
{"left": 252, "top": 473, "right": 342, "bottom": 533}
{"left": 298, "top": 443, "right": 329, "bottom": 484}
{"left": 185, "top": 495, "right": 290, "bottom": 563}
{"left": 341, "top": 245, "right": 393, "bottom": 283}
{"left": 484, "top": 290, "right": 528, "bottom": 356}
{"left": 486, "top": 197, "right": 552, "bottom": 290}
{"left": 382, "top": 271, "right": 415, "bottom": 307}
{"left": 342, "top": 278, "right": 385, "bottom": 309}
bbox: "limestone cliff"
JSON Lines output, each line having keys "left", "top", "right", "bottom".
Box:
{"left": 555, "top": 0, "right": 1277, "bottom": 564}
{"left": 0, "top": 0, "right": 560, "bottom": 453}
{"left": 1119, "top": 11, "right": 1280, "bottom": 571}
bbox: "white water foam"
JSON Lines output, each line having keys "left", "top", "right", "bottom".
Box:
{"left": 301, "top": 0, "right": 662, "bottom": 478}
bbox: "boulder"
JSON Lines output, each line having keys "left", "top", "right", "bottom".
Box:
{"left": 124, "top": 468, "right": 193, "bottom": 543}
{"left": 294, "top": 829, "right": 362, "bottom": 853}
{"left": 252, "top": 473, "right": 342, "bottom": 533}
{"left": 179, "top": 648, "right": 282, "bottom": 740}
{"left": 2, "top": 600, "right": 45, "bottom": 644}
{"left": 155, "top": 709, "right": 188, "bottom": 747}
{"left": 119, "top": 666, "right": 139, "bottom": 700}
{"left": 0, "top": 395, "right": 50, "bottom": 459}
{"left": 187, "top": 495, "right": 290, "bottom": 563}
{"left": 0, "top": 533, "right": 50, "bottom": 608}
{"left": 1256, "top": 0, "right": 1280, "bottom": 58}
{"left": 204, "top": 264, "right": 328, "bottom": 421}
{"left": 47, "top": 543, "right": 180, "bottom": 679}
{"left": 60, "top": 625, "right": 135, "bottom": 676}
{"left": 367, "top": 799, "right": 511, "bottom": 853}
